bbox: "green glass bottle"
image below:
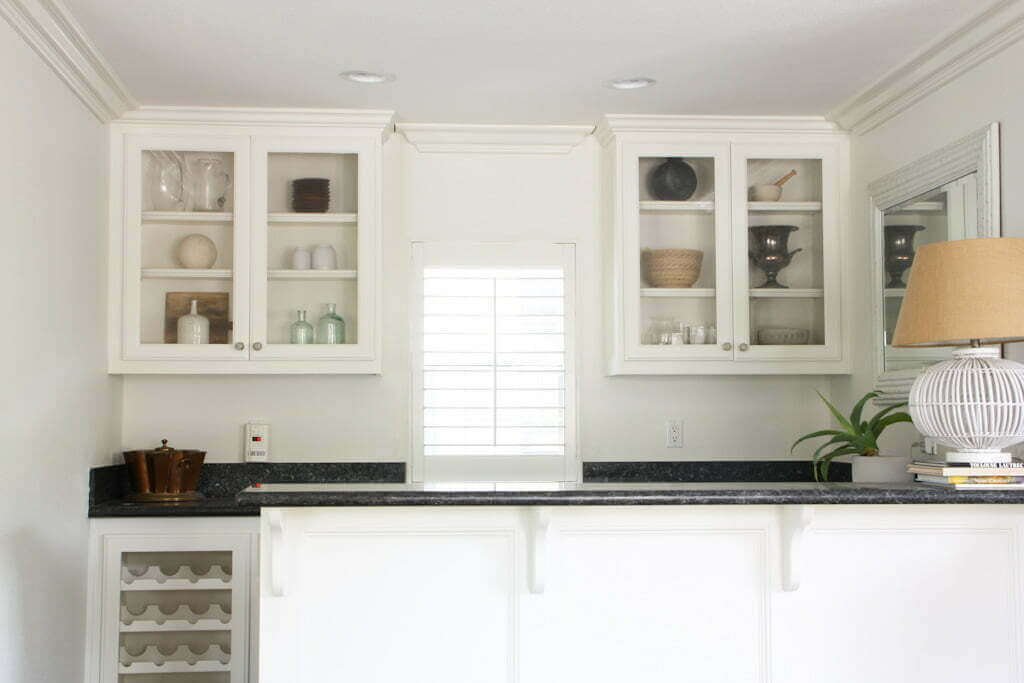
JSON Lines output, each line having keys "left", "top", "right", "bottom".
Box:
{"left": 290, "top": 310, "right": 314, "bottom": 344}
{"left": 316, "top": 303, "right": 346, "bottom": 344}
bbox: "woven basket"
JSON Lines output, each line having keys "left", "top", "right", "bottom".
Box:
{"left": 642, "top": 249, "right": 703, "bottom": 288}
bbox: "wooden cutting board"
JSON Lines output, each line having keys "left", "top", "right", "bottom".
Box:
{"left": 164, "top": 292, "right": 231, "bottom": 343}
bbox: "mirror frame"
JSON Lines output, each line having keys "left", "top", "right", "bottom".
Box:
{"left": 868, "top": 122, "right": 1001, "bottom": 405}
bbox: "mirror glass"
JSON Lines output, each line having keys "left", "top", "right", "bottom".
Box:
{"left": 881, "top": 172, "right": 978, "bottom": 372}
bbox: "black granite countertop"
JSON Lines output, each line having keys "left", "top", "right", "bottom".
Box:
{"left": 235, "top": 481, "right": 1024, "bottom": 507}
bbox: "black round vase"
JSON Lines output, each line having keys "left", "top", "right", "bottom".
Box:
{"left": 648, "top": 158, "right": 698, "bottom": 201}
{"left": 884, "top": 224, "right": 925, "bottom": 288}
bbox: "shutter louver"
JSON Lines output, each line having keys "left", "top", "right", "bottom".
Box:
{"left": 422, "top": 267, "right": 566, "bottom": 458}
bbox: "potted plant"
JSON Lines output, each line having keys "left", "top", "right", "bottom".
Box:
{"left": 792, "top": 391, "right": 913, "bottom": 482}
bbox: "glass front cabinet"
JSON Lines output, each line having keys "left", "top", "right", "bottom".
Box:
{"left": 600, "top": 118, "right": 849, "bottom": 374}
{"left": 108, "top": 112, "right": 392, "bottom": 373}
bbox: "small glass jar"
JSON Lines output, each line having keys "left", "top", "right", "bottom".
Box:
{"left": 316, "top": 303, "right": 346, "bottom": 344}
{"left": 690, "top": 325, "right": 707, "bottom": 345}
{"left": 706, "top": 325, "right": 717, "bottom": 344}
{"left": 290, "top": 310, "right": 314, "bottom": 344}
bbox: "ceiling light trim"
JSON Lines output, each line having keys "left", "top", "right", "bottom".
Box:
{"left": 398, "top": 123, "right": 595, "bottom": 154}
{"left": 829, "top": 0, "right": 1024, "bottom": 135}
{"left": 0, "top": 0, "right": 136, "bottom": 122}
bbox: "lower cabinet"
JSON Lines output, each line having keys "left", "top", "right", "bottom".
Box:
{"left": 260, "top": 505, "right": 1024, "bottom": 683}
{"left": 84, "top": 518, "right": 259, "bottom": 683}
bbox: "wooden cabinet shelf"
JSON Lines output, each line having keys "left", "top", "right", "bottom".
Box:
{"left": 142, "top": 211, "right": 233, "bottom": 223}
{"left": 141, "top": 268, "right": 232, "bottom": 280}
{"left": 639, "top": 200, "right": 715, "bottom": 213}
{"left": 748, "top": 201, "right": 822, "bottom": 212}
{"left": 268, "top": 212, "right": 357, "bottom": 224}
{"left": 268, "top": 269, "right": 357, "bottom": 280}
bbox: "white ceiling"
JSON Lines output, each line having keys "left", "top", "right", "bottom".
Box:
{"left": 65, "top": 0, "right": 989, "bottom": 124}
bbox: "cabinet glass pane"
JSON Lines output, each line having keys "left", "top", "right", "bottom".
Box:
{"left": 265, "top": 152, "right": 359, "bottom": 345}
{"left": 637, "top": 156, "right": 719, "bottom": 347}
{"left": 139, "top": 150, "right": 237, "bottom": 345}
{"left": 746, "top": 158, "right": 824, "bottom": 347}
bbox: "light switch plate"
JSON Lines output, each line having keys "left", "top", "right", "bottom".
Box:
{"left": 245, "top": 422, "right": 270, "bottom": 462}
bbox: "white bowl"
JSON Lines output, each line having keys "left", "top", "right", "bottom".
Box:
{"left": 749, "top": 184, "right": 782, "bottom": 202}
{"left": 757, "top": 327, "right": 809, "bottom": 345}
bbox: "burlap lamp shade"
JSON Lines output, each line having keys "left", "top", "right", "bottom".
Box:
{"left": 891, "top": 237, "right": 1024, "bottom": 464}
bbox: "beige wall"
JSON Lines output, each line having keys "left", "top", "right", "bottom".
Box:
{"left": 122, "top": 136, "right": 831, "bottom": 464}
{"left": 837, "top": 37, "right": 1024, "bottom": 453}
{"left": 0, "top": 19, "right": 121, "bottom": 683}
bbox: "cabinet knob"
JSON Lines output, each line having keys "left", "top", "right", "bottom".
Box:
{"left": 253, "top": 342, "right": 263, "bottom": 351}
{"left": 739, "top": 343, "right": 750, "bottom": 352}
{"left": 234, "top": 342, "right": 245, "bottom": 351}
{"left": 721, "top": 342, "right": 733, "bottom": 351}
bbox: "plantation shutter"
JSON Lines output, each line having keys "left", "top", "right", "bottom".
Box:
{"left": 412, "top": 243, "right": 576, "bottom": 482}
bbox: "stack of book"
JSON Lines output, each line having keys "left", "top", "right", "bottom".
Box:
{"left": 909, "top": 459, "right": 1024, "bottom": 489}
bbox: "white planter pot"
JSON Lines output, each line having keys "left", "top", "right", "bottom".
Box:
{"left": 850, "top": 454, "right": 913, "bottom": 483}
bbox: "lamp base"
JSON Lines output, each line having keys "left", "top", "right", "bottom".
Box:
{"left": 945, "top": 449, "right": 1013, "bottom": 465}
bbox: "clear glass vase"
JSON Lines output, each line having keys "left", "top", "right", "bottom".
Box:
{"left": 290, "top": 310, "right": 314, "bottom": 344}
{"left": 316, "top": 303, "right": 346, "bottom": 344}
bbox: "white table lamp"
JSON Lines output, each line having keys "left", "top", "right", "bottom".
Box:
{"left": 891, "top": 237, "right": 1024, "bottom": 464}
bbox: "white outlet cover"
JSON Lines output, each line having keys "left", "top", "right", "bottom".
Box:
{"left": 245, "top": 422, "right": 270, "bottom": 461}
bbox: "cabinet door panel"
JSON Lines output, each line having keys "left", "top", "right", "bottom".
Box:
{"left": 731, "top": 142, "right": 842, "bottom": 362}
{"left": 521, "top": 527, "right": 767, "bottom": 682}
{"left": 264, "top": 519, "right": 516, "bottom": 683}
{"left": 122, "top": 134, "right": 251, "bottom": 361}
{"left": 773, "top": 528, "right": 1017, "bottom": 683}
{"left": 250, "top": 136, "right": 379, "bottom": 363}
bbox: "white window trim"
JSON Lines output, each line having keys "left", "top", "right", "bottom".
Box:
{"left": 410, "top": 241, "right": 579, "bottom": 483}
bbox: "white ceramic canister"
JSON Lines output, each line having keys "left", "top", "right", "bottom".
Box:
{"left": 311, "top": 244, "right": 338, "bottom": 270}
{"left": 292, "top": 247, "right": 312, "bottom": 270}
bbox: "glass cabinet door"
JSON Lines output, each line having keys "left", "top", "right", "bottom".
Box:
{"left": 250, "top": 137, "right": 378, "bottom": 362}
{"left": 623, "top": 142, "right": 733, "bottom": 361}
{"left": 122, "top": 135, "right": 250, "bottom": 360}
{"left": 731, "top": 143, "right": 841, "bottom": 361}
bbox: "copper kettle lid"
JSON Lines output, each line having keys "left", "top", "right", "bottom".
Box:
{"left": 151, "top": 438, "right": 177, "bottom": 455}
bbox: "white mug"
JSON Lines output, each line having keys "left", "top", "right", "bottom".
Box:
{"left": 312, "top": 244, "right": 338, "bottom": 270}
{"left": 292, "top": 247, "right": 312, "bottom": 270}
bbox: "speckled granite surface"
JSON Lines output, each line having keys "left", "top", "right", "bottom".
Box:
{"left": 234, "top": 481, "right": 1024, "bottom": 507}
{"left": 583, "top": 460, "right": 851, "bottom": 482}
{"left": 89, "top": 462, "right": 406, "bottom": 517}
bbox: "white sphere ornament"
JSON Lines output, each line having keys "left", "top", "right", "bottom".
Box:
{"left": 176, "top": 233, "right": 218, "bottom": 269}
{"left": 909, "top": 347, "right": 1024, "bottom": 463}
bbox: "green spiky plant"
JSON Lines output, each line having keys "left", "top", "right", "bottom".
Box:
{"left": 792, "top": 391, "right": 913, "bottom": 481}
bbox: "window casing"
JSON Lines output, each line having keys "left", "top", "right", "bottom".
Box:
{"left": 411, "top": 242, "right": 577, "bottom": 482}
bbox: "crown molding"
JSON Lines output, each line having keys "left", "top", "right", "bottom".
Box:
{"left": 0, "top": 0, "right": 135, "bottom": 122}
{"left": 829, "top": 0, "right": 1024, "bottom": 135}
{"left": 595, "top": 114, "right": 841, "bottom": 145}
{"left": 118, "top": 106, "right": 397, "bottom": 137}
{"left": 398, "top": 123, "right": 594, "bottom": 154}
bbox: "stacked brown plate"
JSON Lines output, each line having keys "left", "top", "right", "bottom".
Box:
{"left": 292, "top": 177, "right": 330, "bottom": 213}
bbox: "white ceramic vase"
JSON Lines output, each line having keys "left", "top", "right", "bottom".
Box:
{"left": 176, "top": 234, "right": 217, "bottom": 269}
{"left": 850, "top": 454, "right": 913, "bottom": 483}
{"left": 311, "top": 244, "right": 337, "bottom": 270}
{"left": 291, "top": 247, "right": 312, "bottom": 270}
{"left": 177, "top": 300, "right": 209, "bottom": 344}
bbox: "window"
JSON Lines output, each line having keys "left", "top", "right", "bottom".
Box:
{"left": 412, "top": 243, "right": 576, "bottom": 482}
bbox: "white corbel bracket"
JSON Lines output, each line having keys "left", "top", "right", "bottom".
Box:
{"left": 778, "top": 505, "right": 814, "bottom": 592}
{"left": 527, "top": 507, "right": 551, "bottom": 594}
{"left": 267, "top": 509, "right": 286, "bottom": 597}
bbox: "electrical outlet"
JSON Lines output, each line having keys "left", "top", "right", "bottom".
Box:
{"left": 665, "top": 419, "right": 684, "bottom": 448}
{"left": 245, "top": 422, "right": 270, "bottom": 462}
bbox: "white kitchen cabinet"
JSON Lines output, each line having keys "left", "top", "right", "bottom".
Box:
{"left": 598, "top": 116, "right": 850, "bottom": 374}
{"left": 259, "top": 504, "right": 1024, "bottom": 683}
{"left": 108, "top": 109, "right": 393, "bottom": 374}
{"left": 84, "top": 517, "right": 259, "bottom": 683}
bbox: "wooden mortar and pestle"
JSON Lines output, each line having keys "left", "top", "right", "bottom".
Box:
{"left": 749, "top": 169, "right": 797, "bottom": 202}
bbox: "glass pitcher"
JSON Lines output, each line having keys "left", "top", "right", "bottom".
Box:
{"left": 189, "top": 157, "right": 232, "bottom": 212}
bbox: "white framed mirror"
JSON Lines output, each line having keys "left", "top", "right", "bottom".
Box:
{"left": 869, "top": 123, "right": 1001, "bottom": 404}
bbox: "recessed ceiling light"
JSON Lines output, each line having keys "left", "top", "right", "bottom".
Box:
{"left": 339, "top": 70, "right": 396, "bottom": 84}
{"left": 607, "top": 77, "right": 656, "bottom": 90}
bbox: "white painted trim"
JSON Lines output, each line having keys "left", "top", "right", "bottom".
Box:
{"left": 869, "top": 123, "right": 1001, "bottom": 403}
{"left": 120, "top": 106, "right": 397, "bottom": 137}
{"left": 398, "top": 122, "right": 593, "bottom": 154}
{"left": 595, "top": 115, "right": 840, "bottom": 145}
{"left": 829, "top": 0, "right": 1024, "bottom": 134}
{"left": 0, "top": 0, "right": 136, "bottom": 122}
